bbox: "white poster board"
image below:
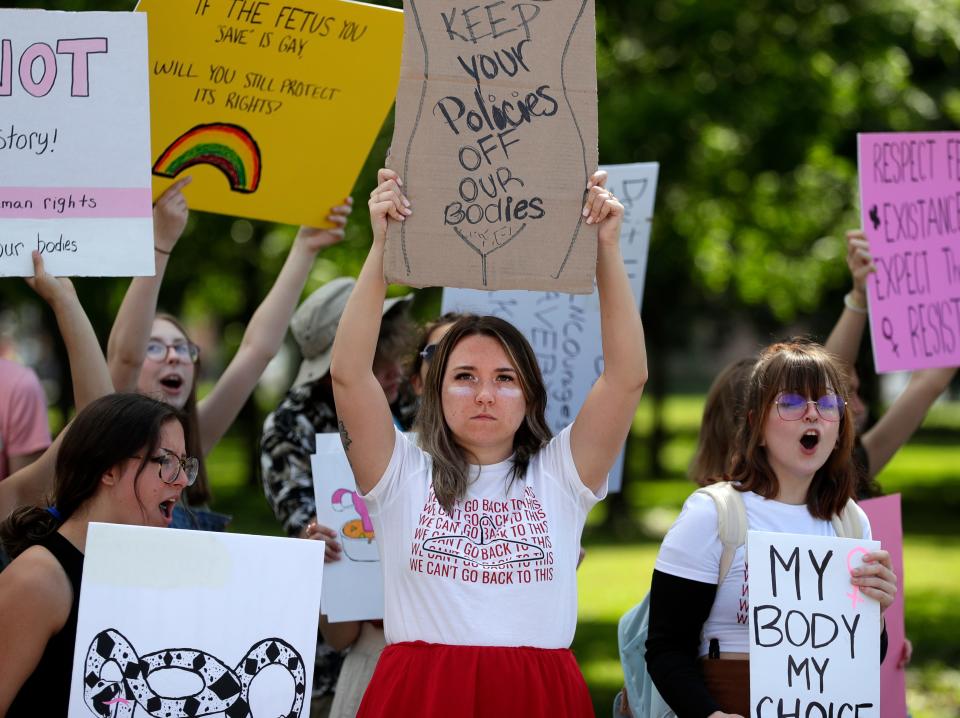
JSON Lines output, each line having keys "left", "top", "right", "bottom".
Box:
{"left": 748, "top": 530, "right": 881, "bottom": 718}
{"left": 0, "top": 10, "right": 154, "bottom": 277}
{"left": 442, "top": 161, "right": 659, "bottom": 492}
{"left": 69, "top": 524, "right": 323, "bottom": 718}
{"left": 311, "top": 432, "right": 390, "bottom": 622}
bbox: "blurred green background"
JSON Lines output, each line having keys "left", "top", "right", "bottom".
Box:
{"left": 3, "top": 0, "right": 960, "bottom": 715}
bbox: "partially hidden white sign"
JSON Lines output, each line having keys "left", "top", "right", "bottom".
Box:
{"left": 311, "top": 432, "right": 391, "bottom": 622}
{"left": 748, "top": 530, "right": 881, "bottom": 718}
{"left": 442, "top": 161, "right": 659, "bottom": 492}
{"left": 0, "top": 10, "right": 154, "bottom": 277}
{"left": 69, "top": 523, "right": 323, "bottom": 718}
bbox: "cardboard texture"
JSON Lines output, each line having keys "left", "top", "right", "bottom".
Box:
{"left": 860, "top": 495, "right": 907, "bottom": 718}
{"left": 386, "top": 0, "right": 599, "bottom": 292}
{"left": 748, "top": 531, "right": 881, "bottom": 718}
{"left": 137, "top": 0, "right": 402, "bottom": 227}
{"left": 858, "top": 132, "right": 960, "bottom": 372}
{"left": 442, "top": 161, "right": 659, "bottom": 492}
{"left": 0, "top": 9, "right": 154, "bottom": 277}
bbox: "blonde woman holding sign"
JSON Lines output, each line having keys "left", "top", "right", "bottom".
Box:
{"left": 330, "top": 168, "right": 646, "bottom": 716}
{"left": 645, "top": 341, "right": 898, "bottom": 718}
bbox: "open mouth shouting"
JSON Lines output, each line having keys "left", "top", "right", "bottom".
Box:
{"left": 159, "top": 498, "right": 178, "bottom": 526}
{"left": 799, "top": 429, "right": 820, "bottom": 454}
{"left": 158, "top": 373, "right": 184, "bottom": 392}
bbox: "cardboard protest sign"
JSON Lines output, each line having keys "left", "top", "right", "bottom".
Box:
{"left": 748, "top": 531, "right": 881, "bottom": 718}
{"left": 442, "top": 162, "right": 659, "bottom": 492}
{"left": 312, "top": 433, "right": 386, "bottom": 621}
{"left": 0, "top": 9, "right": 153, "bottom": 277}
{"left": 858, "top": 132, "right": 960, "bottom": 372}
{"left": 386, "top": 0, "right": 598, "bottom": 292}
{"left": 69, "top": 524, "right": 323, "bottom": 718}
{"left": 860, "top": 494, "right": 907, "bottom": 718}
{"left": 136, "top": 0, "right": 402, "bottom": 227}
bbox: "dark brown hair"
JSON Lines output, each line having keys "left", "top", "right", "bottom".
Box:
{"left": 0, "top": 393, "right": 184, "bottom": 558}
{"left": 154, "top": 312, "right": 209, "bottom": 505}
{"left": 413, "top": 315, "right": 552, "bottom": 514}
{"left": 690, "top": 358, "right": 755, "bottom": 487}
{"left": 728, "top": 340, "right": 857, "bottom": 519}
{"left": 406, "top": 311, "right": 465, "bottom": 383}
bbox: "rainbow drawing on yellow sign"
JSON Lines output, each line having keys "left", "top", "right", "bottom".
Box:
{"left": 153, "top": 123, "right": 262, "bottom": 194}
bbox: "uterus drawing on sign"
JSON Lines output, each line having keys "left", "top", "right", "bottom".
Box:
{"left": 331, "top": 488, "right": 378, "bottom": 562}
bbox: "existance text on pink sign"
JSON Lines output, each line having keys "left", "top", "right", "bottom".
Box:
{"left": 858, "top": 132, "right": 960, "bottom": 372}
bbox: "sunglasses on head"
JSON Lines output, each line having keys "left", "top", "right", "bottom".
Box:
{"left": 419, "top": 343, "right": 438, "bottom": 363}
{"left": 773, "top": 392, "right": 845, "bottom": 422}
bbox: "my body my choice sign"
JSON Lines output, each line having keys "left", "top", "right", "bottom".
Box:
{"left": 749, "top": 531, "right": 881, "bottom": 718}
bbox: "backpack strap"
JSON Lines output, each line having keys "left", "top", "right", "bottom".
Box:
{"left": 695, "top": 482, "right": 748, "bottom": 585}
{"left": 831, "top": 498, "right": 863, "bottom": 539}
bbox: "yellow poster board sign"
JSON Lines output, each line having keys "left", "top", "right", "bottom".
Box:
{"left": 136, "top": 0, "right": 402, "bottom": 226}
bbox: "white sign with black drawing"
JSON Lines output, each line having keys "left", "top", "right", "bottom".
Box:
{"left": 748, "top": 530, "right": 881, "bottom": 718}
{"left": 69, "top": 524, "right": 323, "bottom": 718}
{"left": 442, "top": 161, "right": 659, "bottom": 492}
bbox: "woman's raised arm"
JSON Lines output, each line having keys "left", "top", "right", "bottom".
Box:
{"left": 196, "top": 202, "right": 351, "bottom": 454}
{"left": 570, "top": 172, "right": 648, "bottom": 492}
{"left": 330, "top": 169, "right": 410, "bottom": 493}
{"left": 107, "top": 177, "right": 192, "bottom": 392}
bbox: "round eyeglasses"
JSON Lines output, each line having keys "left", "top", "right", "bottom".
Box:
{"left": 773, "top": 392, "right": 845, "bottom": 422}
{"left": 133, "top": 449, "right": 199, "bottom": 486}
{"left": 146, "top": 339, "right": 199, "bottom": 364}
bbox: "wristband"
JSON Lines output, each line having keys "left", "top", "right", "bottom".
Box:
{"left": 844, "top": 291, "right": 867, "bottom": 314}
{"left": 154, "top": 246, "right": 172, "bottom": 255}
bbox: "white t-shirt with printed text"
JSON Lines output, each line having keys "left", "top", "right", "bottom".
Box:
{"left": 654, "top": 489, "right": 872, "bottom": 656}
{"left": 363, "top": 425, "right": 605, "bottom": 648}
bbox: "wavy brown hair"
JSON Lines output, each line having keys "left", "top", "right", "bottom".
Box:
{"left": 690, "top": 358, "right": 755, "bottom": 487}
{"left": 414, "top": 315, "right": 552, "bottom": 515}
{"left": 728, "top": 340, "right": 857, "bottom": 520}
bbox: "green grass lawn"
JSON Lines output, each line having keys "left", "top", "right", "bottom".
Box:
{"left": 208, "top": 393, "right": 960, "bottom": 716}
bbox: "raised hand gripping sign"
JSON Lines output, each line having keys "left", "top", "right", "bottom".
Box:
{"left": 386, "top": 0, "right": 599, "bottom": 292}
{"left": 748, "top": 531, "right": 881, "bottom": 718}
{"left": 0, "top": 10, "right": 154, "bottom": 277}
{"left": 442, "top": 162, "right": 659, "bottom": 492}
{"left": 858, "top": 132, "right": 960, "bottom": 372}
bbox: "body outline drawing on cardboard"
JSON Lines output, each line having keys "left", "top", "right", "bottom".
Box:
{"left": 394, "top": 0, "right": 593, "bottom": 287}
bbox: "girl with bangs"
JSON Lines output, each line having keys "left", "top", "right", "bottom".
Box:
{"left": 330, "top": 168, "right": 647, "bottom": 717}
{"left": 645, "top": 341, "right": 898, "bottom": 718}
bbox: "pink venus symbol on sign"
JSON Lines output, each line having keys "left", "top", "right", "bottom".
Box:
{"left": 846, "top": 547, "right": 869, "bottom": 610}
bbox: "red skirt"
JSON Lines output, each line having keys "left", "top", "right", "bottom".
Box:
{"left": 356, "top": 641, "right": 595, "bottom": 718}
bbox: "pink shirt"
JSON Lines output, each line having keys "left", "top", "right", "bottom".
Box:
{"left": 0, "top": 359, "right": 51, "bottom": 480}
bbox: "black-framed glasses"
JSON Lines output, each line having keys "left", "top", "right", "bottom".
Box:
{"left": 774, "top": 392, "right": 845, "bottom": 422}
{"left": 133, "top": 449, "right": 199, "bottom": 486}
{"left": 146, "top": 339, "right": 199, "bottom": 363}
{"left": 419, "top": 343, "right": 438, "bottom": 363}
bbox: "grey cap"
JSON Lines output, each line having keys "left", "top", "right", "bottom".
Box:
{"left": 290, "top": 278, "right": 410, "bottom": 387}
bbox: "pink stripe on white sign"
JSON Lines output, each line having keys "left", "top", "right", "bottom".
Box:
{"left": 0, "top": 188, "right": 152, "bottom": 218}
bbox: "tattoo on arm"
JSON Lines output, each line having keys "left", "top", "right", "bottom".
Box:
{"left": 338, "top": 419, "right": 353, "bottom": 453}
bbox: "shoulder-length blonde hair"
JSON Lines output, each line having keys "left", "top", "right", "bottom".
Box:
{"left": 413, "top": 315, "right": 552, "bottom": 515}
{"left": 728, "top": 340, "right": 856, "bottom": 520}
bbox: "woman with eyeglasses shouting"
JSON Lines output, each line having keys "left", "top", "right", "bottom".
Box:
{"left": 0, "top": 393, "right": 194, "bottom": 718}
{"left": 106, "top": 178, "right": 352, "bottom": 530}
{"left": 644, "top": 341, "right": 898, "bottom": 718}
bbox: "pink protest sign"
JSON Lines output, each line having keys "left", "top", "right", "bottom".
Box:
{"left": 859, "top": 494, "right": 907, "bottom": 718}
{"left": 858, "top": 132, "right": 960, "bottom": 372}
